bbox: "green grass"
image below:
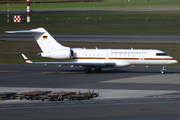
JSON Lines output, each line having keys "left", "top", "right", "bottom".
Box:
{"left": 1, "top": 0, "right": 180, "bottom": 35}
{"left": 0, "top": 41, "right": 179, "bottom": 66}
{"left": 0, "top": 0, "right": 180, "bottom": 11}
{"left": 1, "top": 11, "right": 180, "bottom": 35}
{"left": 0, "top": 0, "right": 179, "bottom": 65}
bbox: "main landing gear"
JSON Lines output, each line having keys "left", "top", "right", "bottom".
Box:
{"left": 84, "top": 68, "right": 91, "bottom": 73}
{"left": 84, "top": 68, "right": 102, "bottom": 73}
{"left": 95, "top": 68, "right": 102, "bottom": 73}
{"left": 161, "top": 66, "right": 166, "bottom": 74}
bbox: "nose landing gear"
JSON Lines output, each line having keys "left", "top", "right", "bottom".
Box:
{"left": 161, "top": 66, "right": 166, "bottom": 74}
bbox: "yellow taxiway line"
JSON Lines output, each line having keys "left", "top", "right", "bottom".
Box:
{"left": 0, "top": 70, "right": 19, "bottom": 72}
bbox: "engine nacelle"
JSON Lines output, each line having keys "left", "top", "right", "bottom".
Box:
{"left": 115, "top": 61, "right": 131, "bottom": 67}
{"left": 38, "top": 49, "right": 74, "bottom": 59}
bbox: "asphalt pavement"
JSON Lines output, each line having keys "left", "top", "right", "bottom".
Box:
{"left": 1, "top": 8, "right": 180, "bottom": 15}
{"left": 0, "top": 65, "right": 180, "bottom": 120}
{"left": 1, "top": 34, "right": 180, "bottom": 43}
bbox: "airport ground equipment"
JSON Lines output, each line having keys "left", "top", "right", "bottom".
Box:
{"left": 40, "top": 91, "right": 85, "bottom": 101}
{"left": 40, "top": 94, "right": 64, "bottom": 101}
{"left": 19, "top": 92, "right": 38, "bottom": 100}
{"left": 0, "top": 92, "right": 17, "bottom": 100}
{"left": 53, "top": 91, "right": 77, "bottom": 96}
{"left": 18, "top": 91, "right": 52, "bottom": 100}
{"left": 0, "top": 89, "right": 99, "bottom": 102}
{"left": 67, "top": 94, "right": 86, "bottom": 100}
{"left": 79, "top": 89, "right": 99, "bottom": 99}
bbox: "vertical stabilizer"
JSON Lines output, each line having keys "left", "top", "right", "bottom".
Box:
{"left": 5, "top": 28, "right": 69, "bottom": 52}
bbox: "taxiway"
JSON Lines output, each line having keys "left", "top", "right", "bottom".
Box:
{"left": 0, "top": 65, "right": 180, "bottom": 120}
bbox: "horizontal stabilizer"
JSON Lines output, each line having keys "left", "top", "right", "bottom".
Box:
{"left": 5, "top": 28, "right": 45, "bottom": 34}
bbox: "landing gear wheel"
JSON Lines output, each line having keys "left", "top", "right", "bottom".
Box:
{"left": 84, "top": 68, "right": 91, "bottom": 73}
{"left": 161, "top": 70, "right": 165, "bottom": 74}
{"left": 95, "top": 68, "right": 102, "bottom": 73}
{"left": 161, "top": 66, "right": 166, "bottom": 74}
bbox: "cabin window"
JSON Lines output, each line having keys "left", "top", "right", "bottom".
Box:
{"left": 156, "top": 53, "right": 168, "bottom": 56}
{"left": 130, "top": 53, "right": 134, "bottom": 58}
{"left": 125, "top": 54, "right": 128, "bottom": 57}
{"left": 121, "top": 53, "right": 124, "bottom": 57}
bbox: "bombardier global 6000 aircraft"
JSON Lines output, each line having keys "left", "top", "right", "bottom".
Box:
{"left": 6, "top": 28, "right": 177, "bottom": 74}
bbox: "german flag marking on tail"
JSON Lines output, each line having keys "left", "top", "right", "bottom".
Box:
{"left": 43, "top": 36, "right": 47, "bottom": 39}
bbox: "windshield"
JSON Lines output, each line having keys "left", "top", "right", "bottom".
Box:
{"left": 156, "top": 53, "right": 168, "bottom": 56}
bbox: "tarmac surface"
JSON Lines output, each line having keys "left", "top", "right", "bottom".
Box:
{"left": 1, "top": 34, "right": 180, "bottom": 43}
{"left": 0, "top": 64, "right": 180, "bottom": 120}
{"left": 1, "top": 8, "right": 180, "bottom": 15}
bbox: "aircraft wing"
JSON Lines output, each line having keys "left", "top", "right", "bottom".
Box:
{"left": 34, "top": 62, "right": 115, "bottom": 66}
{"left": 21, "top": 54, "right": 115, "bottom": 67}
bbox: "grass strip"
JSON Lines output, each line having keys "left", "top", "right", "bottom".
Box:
{"left": 1, "top": 0, "right": 180, "bottom": 11}
{"left": 1, "top": 11, "right": 180, "bottom": 35}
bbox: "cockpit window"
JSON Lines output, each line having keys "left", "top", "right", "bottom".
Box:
{"left": 156, "top": 53, "right": 168, "bottom": 56}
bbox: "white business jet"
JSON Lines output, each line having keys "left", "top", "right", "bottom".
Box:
{"left": 6, "top": 28, "right": 177, "bottom": 74}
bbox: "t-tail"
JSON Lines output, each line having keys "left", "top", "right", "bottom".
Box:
{"left": 5, "top": 28, "right": 69, "bottom": 53}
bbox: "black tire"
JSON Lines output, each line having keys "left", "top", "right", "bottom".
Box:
{"left": 161, "top": 71, "right": 165, "bottom": 74}
{"left": 84, "top": 68, "right": 91, "bottom": 73}
{"left": 95, "top": 68, "right": 102, "bottom": 73}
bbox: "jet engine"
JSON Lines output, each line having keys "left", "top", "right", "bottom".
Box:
{"left": 38, "top": 49, "right": 74, "bottom": 59}
{"left": 115, "top": 61, "right": 131, "bottom": 67}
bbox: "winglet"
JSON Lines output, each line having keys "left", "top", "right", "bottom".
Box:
{"left": 21, "top": 54, "right": 33, "bottom": 63}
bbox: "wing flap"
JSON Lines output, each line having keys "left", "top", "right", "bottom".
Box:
{"left": 5, "top": 28, "right": 45, "bottom": 34}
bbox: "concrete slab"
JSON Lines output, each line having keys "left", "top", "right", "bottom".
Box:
{"left": 101, "top": 74, "right": 180, "bottom": 84}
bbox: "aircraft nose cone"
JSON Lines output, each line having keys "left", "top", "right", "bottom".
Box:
{"left": 174, "top": 60, "right": 178, "bottom": 64}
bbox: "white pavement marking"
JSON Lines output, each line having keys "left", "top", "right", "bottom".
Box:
{"left": 100, "top": 74, "right": 180, "bottom": 84}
